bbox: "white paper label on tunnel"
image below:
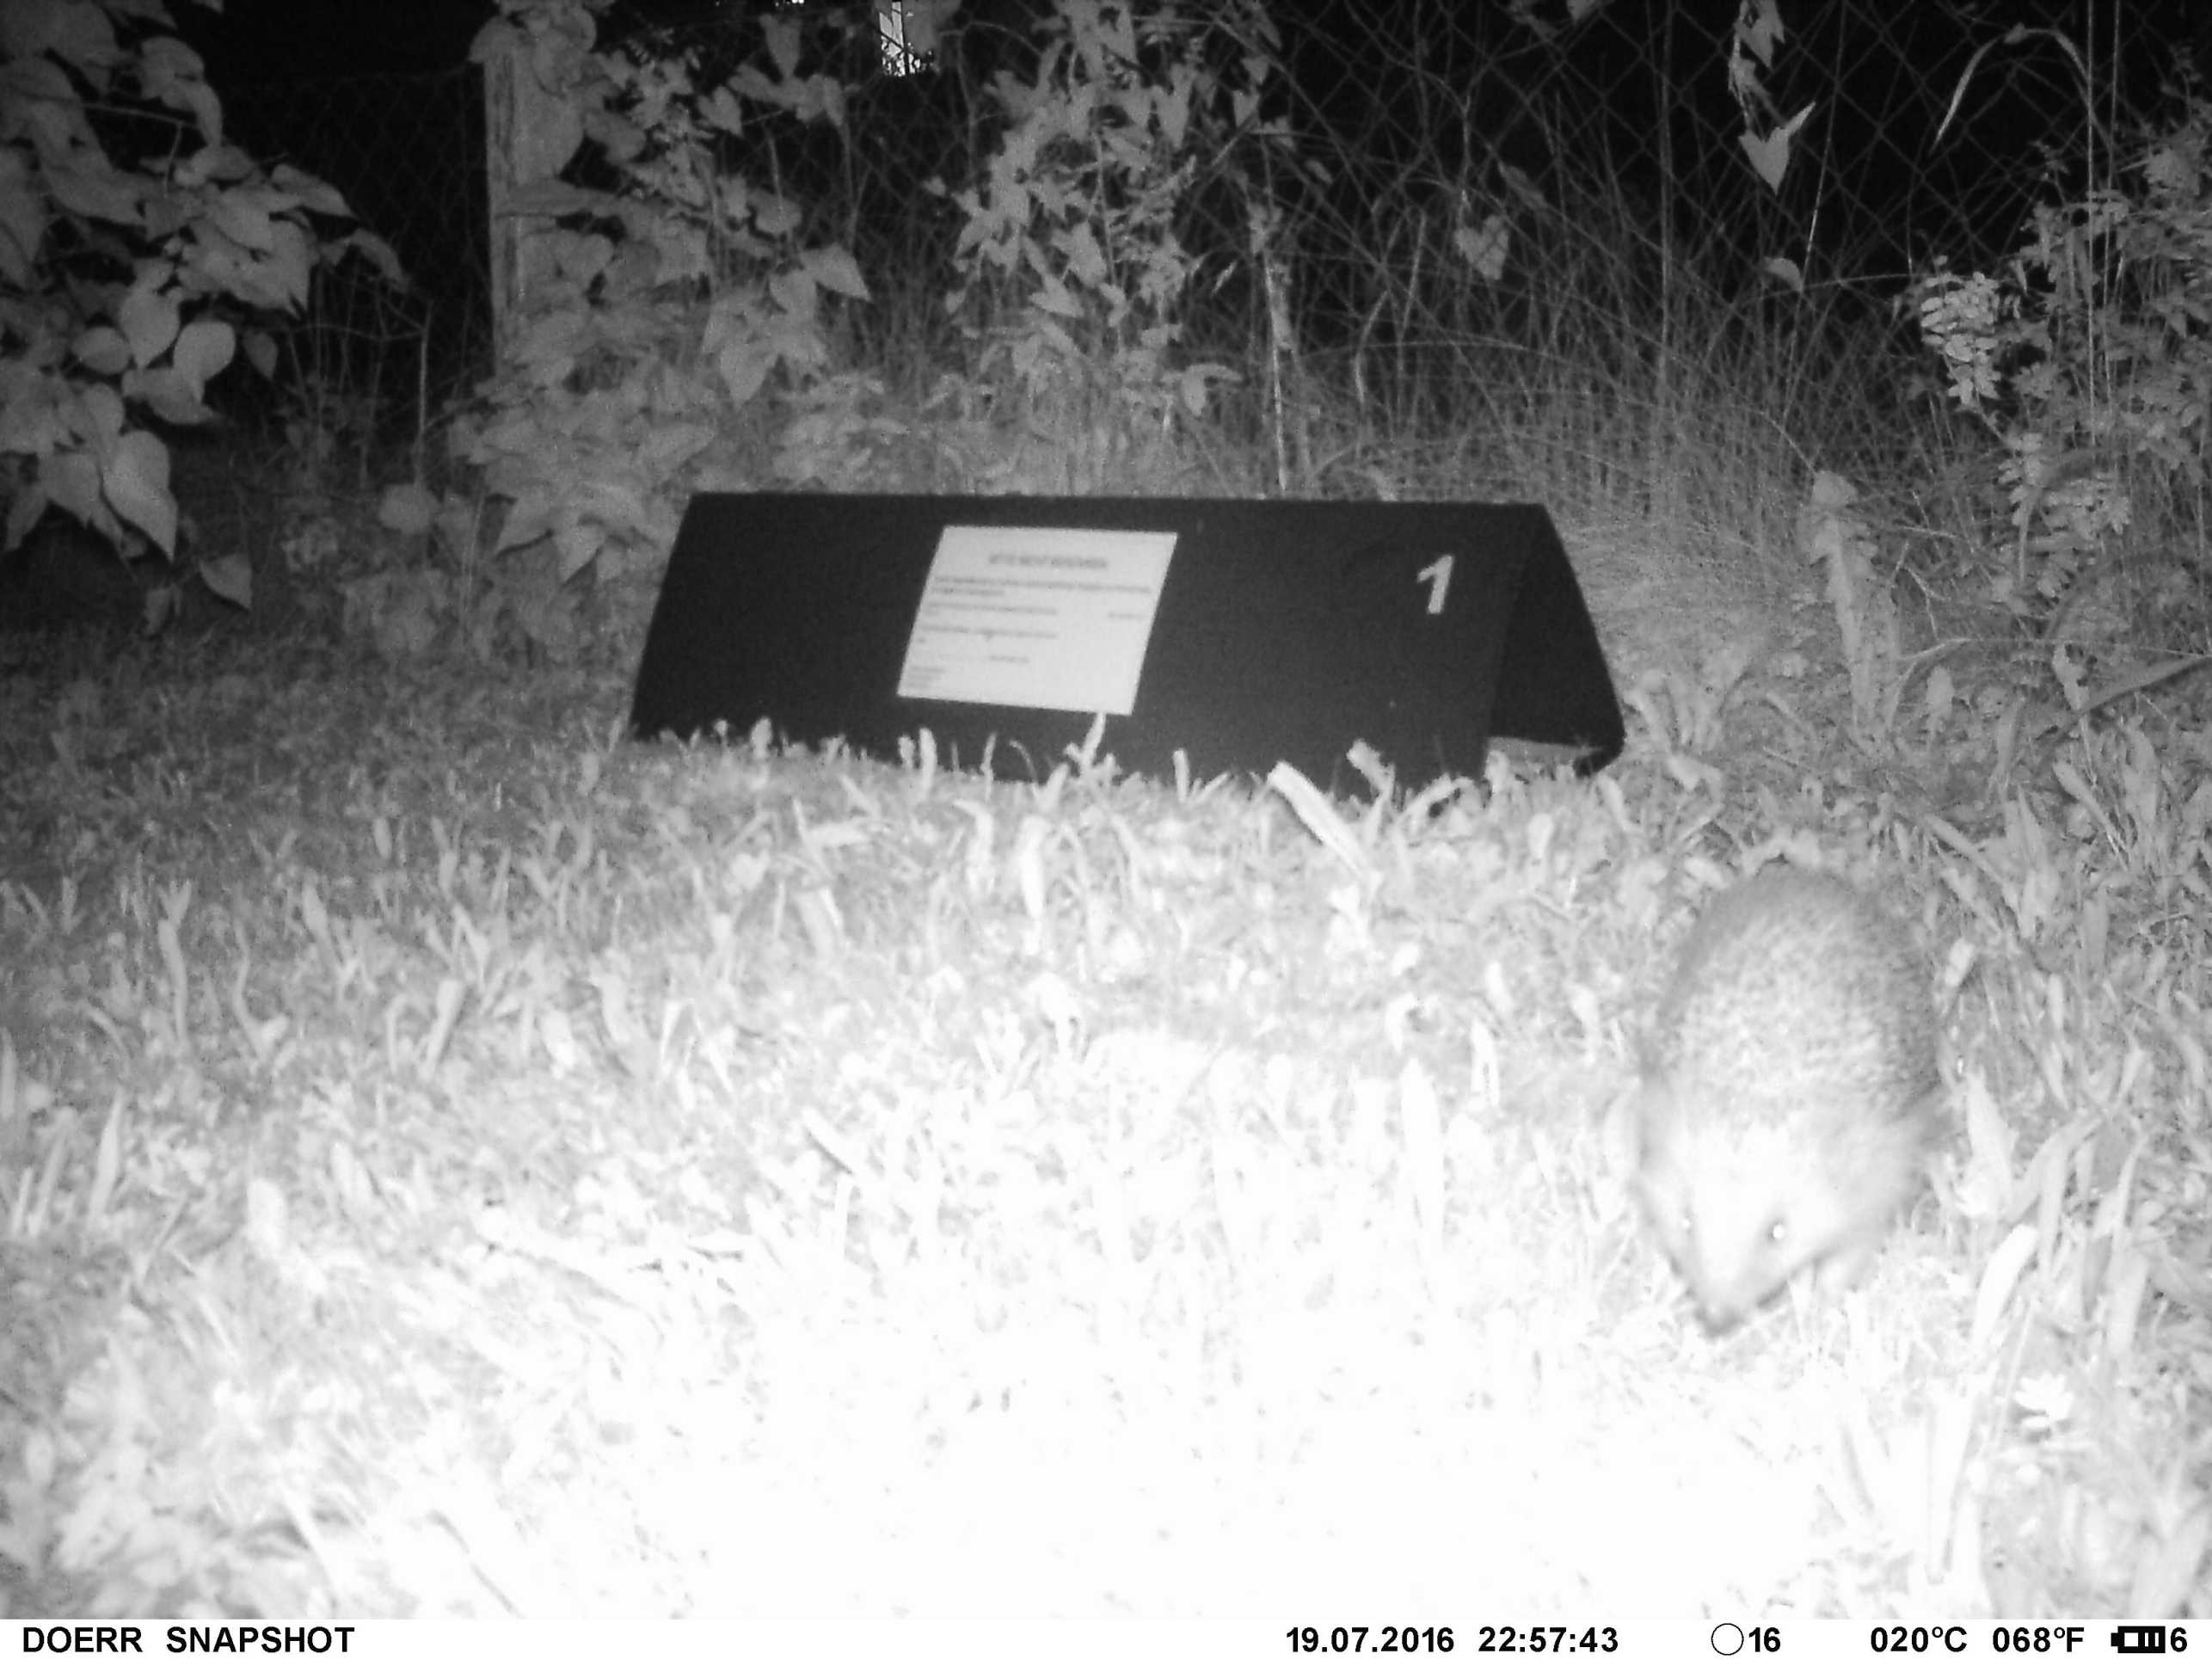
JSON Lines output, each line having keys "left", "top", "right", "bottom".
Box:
{"left": 896, "top": 526, "right": 1177, "bottom": 716}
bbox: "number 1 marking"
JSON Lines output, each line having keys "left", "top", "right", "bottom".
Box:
{"left": 1416, "top": 555, "right": 1453, "bottom": 615}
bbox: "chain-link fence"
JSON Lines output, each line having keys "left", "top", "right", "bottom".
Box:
{"left": 201, "top": 0, "right": 2203, "bottom": 421}
{"left": 221, "top": 64, "right": 492, "bottom": 426}
{"left": 1361, "top": 0, "right": 2198, "bottom": 283}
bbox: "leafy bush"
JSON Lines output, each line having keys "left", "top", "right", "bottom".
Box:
{"left": 0, "top": 0, "right": 399, "bottom": 625}
{"left": 404, "top": 0, "right": 866, "bottom": 663}
{"left": 396, "top": 0, "right": 1275, "bottom": 662}
{"left": 1914, "top": 93, "right": 2212, "bottom": 633}
{"left": 921, "top": 0, "right": 1276, "bottom": 492}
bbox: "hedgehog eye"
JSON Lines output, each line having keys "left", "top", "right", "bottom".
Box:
{"left": 1766, "top": 1216, "right": 1791, "bottom": 1249}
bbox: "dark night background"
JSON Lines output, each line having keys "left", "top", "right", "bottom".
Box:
{"left": 146, "top": 0, "right": 2212, "bottom": 407}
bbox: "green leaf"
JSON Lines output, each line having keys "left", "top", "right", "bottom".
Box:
{"left": 76, "top": 384, "right": 126, "bottom": 443}
{"left": 1032, "top": 274, "right": 1081, "bottom": 319}
{"left": 138, "top": 34, "right": 219, "bottom": 144}
{"left": 171, "top": 317, "right": 235, "bottom": 388}
{"left": 197, "top": 552, "right": 252, "bottom": 610}
{"left": 268, "top": 163, "right": 350, "bottom": 219}
{"left": 45, "top": 157, "right": 143, "bottom": 227}
{"left": 636, "top": 422, "right": 713, "bottom": 474}
{"left": 802, "top": 244, "right": 870, "bottom": 302}
{"left": 104, "top": 430, "right": 176, "bottom": 553}
{"left": 0, "top": 149, "right": 46, "bottom": 286}
{"left": 174, "top": 142, "right": 256, "bottom": 188}
{"left": 207, "top": 189, "right": 277, "bottom": 252}
{"left": 6, "top": 0, "right": 123, "bottom": 79}
{"left": 495, "top": 492, "right": 554, "bottom": 553}
{"left": 768, "top": 264, "right": 818, "bottom": 318}
{"left": 119, "top": 282, "right": 181, "bottom": 367}
{"left": 378, "top": 482, "right": 440, "bottom": 537}
{"left": 753, "top": 194, "right": 801, "bottom": 238}
{"left": 717, "top": 341, "right": 772, "bottom": 406}
{"left": 142, "top": 581, "right": 181, "bottom": 636}
{"left": 1739, "top": 101, "right": 1813, "bottom": 195}
{"left": 338, "top": 228, "right": 407, "bottom": 287}
{"left": 3, "top": 489, "right": 48, "bottom": 550}
{"left": 701, "top": 85, "right": 745, "bottom": 136}
{"left": 554, "top": 520, "right": 604, "bottom": 584}
{"left": 729, "top": 63, "right": 783, "bottom": 108}
{"left": 124, "top": 365, "right": 215, "bottom": 425}
{"left": 40, "top": 451, "right": 103, "bottom": 527}
{"left": 73, "top": 326, "right": 132, "bottom": 376}
{"left": 763, "top": 14, "right": 802, "bottom": 80}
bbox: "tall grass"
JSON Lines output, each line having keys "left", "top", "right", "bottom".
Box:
{"left": 825, "top": 2, "right": 1915, "bottom": 583}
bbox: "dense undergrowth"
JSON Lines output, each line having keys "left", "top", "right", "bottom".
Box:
{"left": 1, "top": 0, "right": 2208, "bottom": 1619}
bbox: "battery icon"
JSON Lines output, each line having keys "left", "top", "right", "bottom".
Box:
{"left": 2113, "top": 1629, "right": 2167, "bottom": 1654}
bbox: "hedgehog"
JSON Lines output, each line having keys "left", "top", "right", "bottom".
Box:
{"left": 1633, "top": 866, "right": 1946, "bottom": 1332}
